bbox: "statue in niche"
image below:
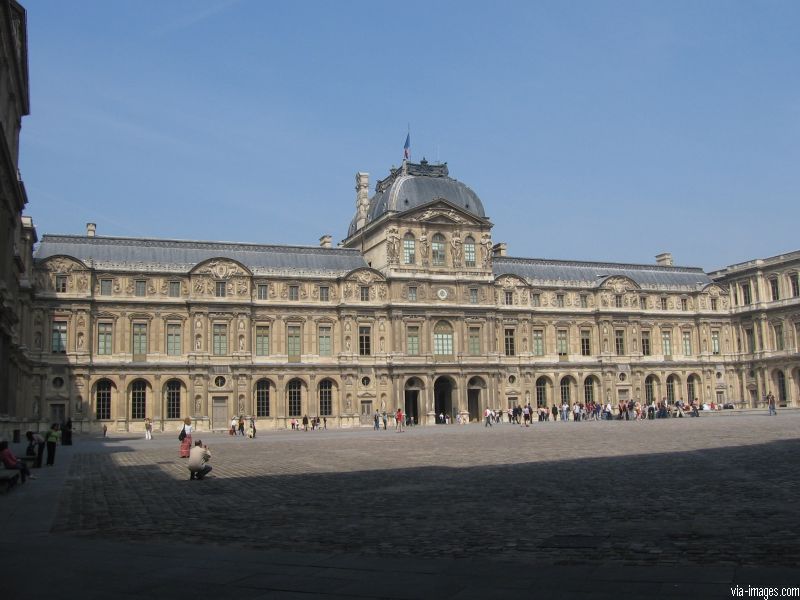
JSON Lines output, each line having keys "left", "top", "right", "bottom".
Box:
{"left": 239, "top": 335, "right": 245, "bottom": 351}
{"left": 419, "top": 229, "right": 429, "bottom": 260}
{"left": 195, "top": 335, "right": 202, "bottom": 350}
{"left": 480, "top": 233, "right": 492, "bottom": 267}
{"left": 345, "top": 337, "right": 351, "bottom": 352}
{"left": 195, "top": 397, "right": 202, "bottom": 413}
{"left": 32, "top": 398, "right": 40, "bottom": 418}
{"left": 386, "top": 227, "right": 400, "bottom": 264}
{"left": 77, "top": 332, "right": 84, "bottom": 349}
{"left": 34, "top": 331, "right": 41, "bottom": 349}
{"left": 450, "top": 230, "right": 463, "bottom": 267}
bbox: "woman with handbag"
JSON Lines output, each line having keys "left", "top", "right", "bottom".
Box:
{"left": 179, "top": 417, "right": 193, "bottom": 458}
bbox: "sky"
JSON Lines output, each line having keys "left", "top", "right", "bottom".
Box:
{"left": 19, "top": 0, "right": 800, "bottom": 271}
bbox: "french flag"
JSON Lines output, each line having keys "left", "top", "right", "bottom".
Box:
{"left": 403, "top": 132, "right": 410, "bottom": 160}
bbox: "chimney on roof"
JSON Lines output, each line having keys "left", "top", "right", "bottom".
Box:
{"left": 319, "top": 234, "right": 332, "bottom": 248}
{"left": 655, "top": 252, "right": 673, "bottom": 266}
{"left": 355, "top": 172, "right": 369, "bottom": 230}
{"left": 86, "top": 223, "right": 96, "bottom": 238}
{"left": 492, "top": 242, "right": 507, "bottom": 257}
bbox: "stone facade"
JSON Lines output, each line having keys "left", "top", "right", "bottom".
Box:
{"left": 0, "top": 0, "right": 36, "bottom": 439}
{"left": 9, "top": 159, "right": 797, "bottom": 434}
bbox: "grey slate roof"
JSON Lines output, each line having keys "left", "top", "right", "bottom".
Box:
{"left": 34, "top": 235, "right": 368, "bottom": 277}
{"left": 348, "top": 161, "right": 486, "bottom": 236}
{"left": 494, "top": 257, "right": 713, "bottom": 291}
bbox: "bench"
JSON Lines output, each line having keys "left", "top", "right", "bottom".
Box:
{"left": 0, "top": 469, "right": 20, "bottom": 493}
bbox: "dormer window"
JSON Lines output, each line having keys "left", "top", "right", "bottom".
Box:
{"left": 432, "top": 234, "right": 446, "bottom": 266}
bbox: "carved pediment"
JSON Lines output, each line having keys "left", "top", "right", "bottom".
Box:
{"left": 344, "top": 268, "right": 385, "bottom": 285}
{"left": 495, "top": 274, "right": 527, "bottom": 288}
{"left": 408, "top": 200, "right": 480, "bottom": 226}
{"left": 192, "top": 259, "right": 250, "bottom": 279}
{"left": 599, "top": 275, "right": 639, "bottom": 293}
{"left": 43, "top": 256, "right": 87, "bottom": 273}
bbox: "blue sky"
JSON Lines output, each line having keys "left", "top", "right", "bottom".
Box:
{"left": 20, "top": 0, "right": 800, "bottom": 270}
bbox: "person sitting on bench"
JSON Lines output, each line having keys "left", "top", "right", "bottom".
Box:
{"left": 0, "top": 440, "right": 34, "bottom": 483}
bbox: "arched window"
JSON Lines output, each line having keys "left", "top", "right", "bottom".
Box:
{"left": 666, "top": 375, "right": 676, "bottom": 403}
{"left": 464, "top": 236, "right": 476, "bottom": 268}
{"left": 645, "top": 375, "right": 656, "bottom": 404}
{"left": 319, "top": 380, "right": 333, "bottom": 416}
{"left": 131, "top": 380, "right": 146, "bottom": 420}
{"left": 583, "top": 377, "right": 595, "bottom": 404}
{"left": 96, "top": 380, "right": 112, "bottom": 420}
{"left": 166, "top": 380, "right": 181, "bottom": 419}
{"left": 536, "top": 377, "right": 548, "bottom": 407}
{"left": 403, "top": 233, "right": 415, "bottom": 265}
{"left": 777, "top": 370, "right": 787, "bottom": 405}
{"left": 560, "top": 377, "right": 572, "bottom": 404}
{"left": 287, "top": 379, "right": 302, "bottom": 417}
{"left": 433, "top": 320, "right": 454, "bottom": 355}
{"left": 432, "top": 233, "right": 446, "bottom": 266}
{"left": 256, "top": 379, "right": 271, "bottom": 417}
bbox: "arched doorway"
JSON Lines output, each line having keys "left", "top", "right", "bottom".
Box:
{"left": 644, "top": 375, "right": 659, "bottom": 405}
{"left": 467, "top": 376, "right": 486, "bottom": 422}
{"left": 687, "top": 374, "right": 700, "bottom": 403}
{"left": 434, "top": 376, "right": 454, "bottom": 423}
{"left": 404, "top": 377, "right": 423, "bottom": 425}
{"left": 776, "top": 370, "right": 787, "bottom": 406}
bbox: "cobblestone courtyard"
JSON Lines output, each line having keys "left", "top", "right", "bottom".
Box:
{"left": 55, "top": 413, "right": 800, "bottom": 567}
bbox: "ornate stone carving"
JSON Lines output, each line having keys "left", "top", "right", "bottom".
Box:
{"left": 450, "top": 230, "right": 463, "bottom": 268}
{"left": 195, "top": 260, "right": 247, "bottom": 280}
{"left": 417, "top": 208, "right": 465, "bottom": 223}
{"left": 480, "top": 233, "right": 492, "bottom": 268}
{"left": 386, "top": 227, "right": 400, "bottom": 264}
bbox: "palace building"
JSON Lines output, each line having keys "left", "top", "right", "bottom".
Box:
{"left": 1, "top": 2, "right": 798, "bottom": 437}
{"left": 12, "top": 158, "right": 799, "bottom": 434}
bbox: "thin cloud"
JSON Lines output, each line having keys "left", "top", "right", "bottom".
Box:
{"left": 152, "top": 0, "right": 243, "bottom": 36}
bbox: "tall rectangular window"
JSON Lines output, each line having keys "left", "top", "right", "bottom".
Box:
{"left": 711, "top": 298, "right": 718, "bottom": 311}
{"left": 359, "top": 326, "right": 371, "bottom": 356}
{"left": 464, "top": 241, "right": 475, "bottom": 267}
{"left": 406, "top": 326, "right": 419, "bottom": 355}
{"left": 504, "top": 328, "right": 515, "bottom": 356}
{"left": 711, "top": 330, "right": 720, "bottom": 355}
{"left": 641, "top": 331, "right": 651, "bottom": 356}
{"left": 660, "top": 297, "right": 668, "bottom": 310}
{"left": 135, "top": 280, "right": 147, "bottom": 297}
{"left": 556, "top": 294, "right": 565, "bottom": 308}
{"left": 531, "top": 293, "right": 541, "bottom": 307}
{"left": 532, "top": 329, "right": 544, "bottom": 355}
{"left": 681, "top": 298, "right": 688, "bottom": 311}
{"left": 557, "top": 329, "right": 568, "bottom": 356}
{"left": 212, "top": 324, "right": 227, "bottom": 355}
{"left": 505, "top": 291, "right": 513, "bottom": 305}
{"left": 790, "top": 273, "right": 799, "bottom": 298}
{"left": 614, "top": 330, "right": 625, "bottom": 355}
{"left": 96, "top": 384, "right": 111, "bottom": 420}
{"left": 166, "top": 323, "right": 182, "bottom": 356}
{"left": 770, "top": 279, "right": 779, "bottom": 301}
{"left": 319, "top": 286, "right": 329, "bottom": 301}
{"left": 580, "top": 295, "right": 588, "bottom": 309}
{"left": 774, "top": 323, "right": 784, "bottom": 351}
{"left": 745, "top": 328, "right": 755, "bottom": 352}
{"left": 640, "top": 296, "right": 647, "bottom": 310}
{"left": 662, "top": 330, "right": 672, "bottom": 356}
{"left": 580, "top": 329, "right": 591, "bottom": 356}
{"left": 403, "top": 237, "right": 415, "bottom": 264}
{"left": 433, "top": 327, "right": 454, "bottom": 356}
{"left": 742, "top": 283, "right": 752, "bottom": 305}
{"left": 169, "top": 281, "right": 181, "bottom": 297}
{"left": 360, "top": 286, "right": 370, "bottom": 301}
{"left": 408, "top": 286, "right": 417, "bottom": 301}
{"left": 97, "top": 322, "right": 113, "bottom": 355}
{"left": 318, "top": 325, "right": 331, "bottom": 356}
{"left": 287, "top": 325, "right": 301, "bottom": 361}
{"left": 469, "top": 288, "right": 478, "bottom": 304}
{"left": 257, "top": 284, "right": 268, "bottom": 300}
{"left": 132, "top": 322, "right": 147, "bottom": 356}
{"left": 289, "top": 285, "right": 299, "bottom": 301}
{"left": 468, "top": 327, "right": 481, "bottom": 355}
{"left": 615, "top": 295, "right": 623, "bottom": 308}
{"left": 100, "top": 279, "right": 112, "bottom": 296}
{"left": 215, "top": 281, "right": 226, "bottom": 297}
{"left": 682, "top": 330, "right": 692, "bottom": 356}
{"left": 56, "top": 275, "right": 68, "bottom": 293}
{"left": 255, "top": 326, "right": 270, "bottom": 356}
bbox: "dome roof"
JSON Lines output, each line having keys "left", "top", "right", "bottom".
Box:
{"left": 348, "top": 160, "right": 485, "bottom": 237}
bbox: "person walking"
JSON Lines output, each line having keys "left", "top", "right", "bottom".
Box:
{"left": 144, "top": 417, "right": 153, "bottom": 440}
{"left": 395, "top": 408, "right": 404, "bottom": 432}
{"left": 249, "top": 417, "right": 257, "bottom": 438}
{"left": 767, "top": 392, "right": 777, "bottom": 416}
{"left": 179, "top": 417, "right": 193, "bottom": 458}
{"left": 45, "top": 423, "right": 61, "bottom": 466}
{"left": 302, "top": 414, "right": 309, "bottom": 431}
{"left": 238, "top": 416, "right": 245, "bottom": 436}
{"left": 484, "top": 407, "right": 493, "bottom": 427}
